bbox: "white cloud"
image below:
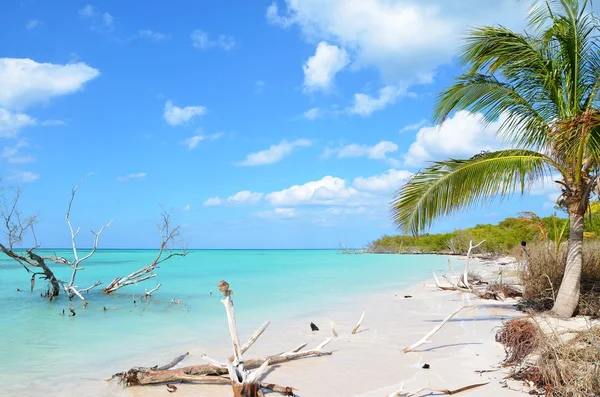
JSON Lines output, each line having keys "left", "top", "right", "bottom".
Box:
{"left": 116, "top": 172, "right": 146, "bottom": 181}
{"left": 303, "top": 42, "right": 349, "bottom": 92}
{"left": 0, "top": 58, "right": 99, "bottom": 110}
{"left": 350, "top": 85, "right": 407, "bottom": 116}
{"left": 182, "top": 132, "right": 222, "bottom": 150}
{"left": 26, "top": 20, "right": 41, "bottom": 30}
{"left": 265, "top": 175, "right": 361, "bottom": 206}
{"left": 266, "top": 0, "right": 527, "bottom": 84}
{"left": 183, "top": 135, "right": 204, "bottom": 150}
{"left": 7, "top": 155, "right": 35, "bottom": 164}
{"left": 266, "top": 2, "right": 294, "bottom": 28}
{"left": 256, "top": 207, "right": 297, "bottom": 219}
{"left": 7, "top": 170, "right": 39, "bottom": 183}
{"left": 203, "top": 197, "right": 223, "bottom": 206}
{"left": 183, "top": 204, "right": 191, "bottom": 211}
{"left": 79, "top": 4, "right": 96, "bottom": 19}
{"left": 103, "top": 13, "right": 113, "bottom": 27}
{"left": 352, "top": 169, "right": 412, "bottom": 193}
{"left": 163, "top": 100, "right": 206, "bottom": 126}
{"left": 203, "top": 190, "right": 263, "bottom": 206}
{"left": 400, "top": 119, "right": 427, "bottom": 133}
{"left": 191, "top": 30, "right": 214, "bottom": 49}
{"left": 191, "top": 30, "right": 236, "bottom": 50}
{"left": 1, "top": 139, "right": 31, "bottom": 161}
{"left": 303, "top": 107, "right": 321, "bottom": 120}
{"left": 403, "top": 110, "right": 507, "bottom": 166}
{"left": 218, "top": 35, "right": 236, "bottom": 50}
{"left": 138, "top": 30, "right": 168, "bottom": 41}
{"left": 237, "top": 139, "right": 311, "bottom": 166}
{"left": 337, "top": 140, "right": 398, "bottom": 160}
{"left": 40, "top": 119, "right": 66, "bottom": 126}
{"left": 0, "top": 109, "right": 36, "bottom": 138}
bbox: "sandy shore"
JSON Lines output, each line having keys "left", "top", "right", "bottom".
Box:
{"left": 95, "top": 255, "right": 528, "bottom": 397}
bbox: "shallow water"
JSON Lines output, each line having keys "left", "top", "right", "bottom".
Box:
{"left": 0, "top": 250, "right": 448, "bottom": 395}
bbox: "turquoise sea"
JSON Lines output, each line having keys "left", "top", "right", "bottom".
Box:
{"left": 0, "top": 249, "right": 449, "bottom": 394}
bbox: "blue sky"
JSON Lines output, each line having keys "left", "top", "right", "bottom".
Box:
{"left": 0, "top": 0, "right": 565, "bottom": 249}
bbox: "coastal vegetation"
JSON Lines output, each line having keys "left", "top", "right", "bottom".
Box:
{"left": 391, "top": 0, "right": 600, "bottom": 318}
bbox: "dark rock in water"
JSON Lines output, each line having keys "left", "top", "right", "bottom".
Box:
{"left": 310, "top": 322, "right": 319, "bottom": 331}
{"left": 422, "top": 363, "right": 430, "bottom": 369}
{"left": 404, "top": 295, "right": 413, "bottom": 298}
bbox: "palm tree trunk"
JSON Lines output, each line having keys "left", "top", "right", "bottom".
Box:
{"left": 551, "top": 210, "right": 584, "bottom": 318}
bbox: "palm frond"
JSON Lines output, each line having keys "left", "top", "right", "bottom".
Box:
{"left": 390, "top": 150, "right": 559, "bottom": 235}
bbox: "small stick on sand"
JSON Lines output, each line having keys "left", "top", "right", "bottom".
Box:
{"left": 403, "top": 305, "right": 469, "bottom": 353}
{"left": 352, "top": 311, "right": 366, "bottom": 335}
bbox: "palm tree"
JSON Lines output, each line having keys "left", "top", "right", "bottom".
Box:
{"left": 391, "top": 0, "right": 600, "bottom": 318}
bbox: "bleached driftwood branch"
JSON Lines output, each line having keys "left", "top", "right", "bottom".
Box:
{"left": 102, "top": 212, "right": 185, "bottom": 294}
{"left": 460, "top": 239, "right": 485, "bottom": 289}
{"left": 403, "top": 305, "right": 469, "bottom": 353}
{"left": 352, "top": 311, "right": 366, "bottom": 334}
{"left": 331, "top": 321, "right": 338, "bottom": 337}
{"left": 111, "top": 281, "right": 332, "bottom": 394}
{"left": 389, "top": 381, "right": 489, "bottom": 396}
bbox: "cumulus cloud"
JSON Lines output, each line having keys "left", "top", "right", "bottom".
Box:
{"left": 0, "top": 58, "right": 99, "bottom": 110}
{"left": 352, "top": 169, "right": 412, "bottom": 193}
{"left": 350, "top": 85, "right": 408, "bottom": 116}
{"left": 163, "top": 100, "right": 206, "bottom": 126}
{"left": 266, "top": 0, "right": 527, "bottom": 83}
{"left": 403, "top": 110, "right": 507, "bottom": 166}
{"left": 237, "top": 139, "right": 311, "bottom": 166}
{"left": 203, "top": 190, "right": 263, "bottom": 206}
{"left": 303, "top": 42, "right": 349, "bottom": 92}
{"left": 116, "top": 172, "right": 146, "bottom": 181}
{"left": 191, "top": 30, "right": 236, "bottom": 50}
{"left": 0, "top": 108, "right": 36, "bottom": 138}
{"left": 265, "top": 175, "right": 362, "bottom": 206}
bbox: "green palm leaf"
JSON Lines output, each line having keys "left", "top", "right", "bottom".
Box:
{"left": 391, "top": 150, "right": 558, "bottom": 235}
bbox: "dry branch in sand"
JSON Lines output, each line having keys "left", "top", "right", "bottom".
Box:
{"left": 390, "top": 381, "right": 489, "bottom": 396}
{"left": 111, "top": 280, "right": 332, "bottom": 395}
{"left": 102, "top": 212, "right": 185, "bottom": 294}
{"left": 403, "top": 305, "right": 469, "bottom": 353}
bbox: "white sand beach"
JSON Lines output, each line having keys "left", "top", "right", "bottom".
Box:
{"left": 100, "top": 256, "right": 531, "bottom": 397}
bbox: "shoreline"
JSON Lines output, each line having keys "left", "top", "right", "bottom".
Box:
{"left": 5, "top": 254, "right": 528, "bottom": 397}
{"left": 116, "top": 255, "right": 527, "bottom": 397}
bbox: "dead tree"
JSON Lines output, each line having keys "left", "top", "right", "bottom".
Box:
{"left": 43, "top": 179, "right": 110, "bottom": 305}
{"left": 111, "top": 280, "right": 332, "bottom": 395}
{"left": 0, "top": 180, "right": 110, "bottom": 303}
{"left": 0, "top": 187, "right": 60, "bottom": 297}
{"left": 102, "top": 212, "right": 185, "bottom": 294}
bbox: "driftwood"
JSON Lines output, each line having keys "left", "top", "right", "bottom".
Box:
{"left": 352, "top": 311, "right": 366, "bottom": 334}
{"left": 102, "top": 212, "right": 185, "bottom": 294}
{"left": 0, "top": 179, "right": 109, "bottom": 304}
{"left": 390, "top": 381, "right": 489, "bottom": 396}
{"left": 111, "top": 280, "right": 332, "bottom": 395}
{"left": 403, "top": 305, "right": 469, "bottom": 353}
